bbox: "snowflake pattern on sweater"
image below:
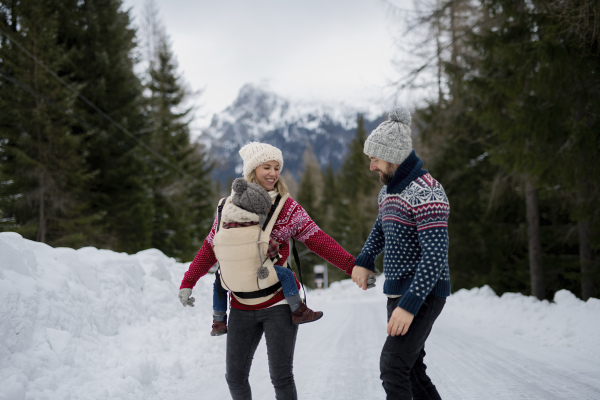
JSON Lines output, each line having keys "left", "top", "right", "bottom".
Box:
{"left": 180, "top": 196, "right": 355, "bottom": 310}
{"left": 355, "top": 151, "right": 450, "bottom": 315}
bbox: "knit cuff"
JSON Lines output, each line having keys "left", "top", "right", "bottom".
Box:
{"left": 397, "top": 292, "right": 425, "bottom": 316}
{"left": 342, "top": 256, "right": 355, "bottom": 276}
{"left": 354, "top": 254, "right": 375, "bottom": 271}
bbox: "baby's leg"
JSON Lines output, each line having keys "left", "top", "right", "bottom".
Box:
{"left": 212, "top": 278, "right": 228, "bottom": 321}
{"left": 211, "top": 278, "right": 228, "bottom": 336}
{"left": 274, "top": 265, "right": 302, "bottom": 312}
{"left": 273, "top": 265, "right": 323, "bottom": 324}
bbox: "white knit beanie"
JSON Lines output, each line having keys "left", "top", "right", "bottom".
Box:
{"left": 239, "top": 142, "right": 284, "bottom": 179}
{"left": 364, "top": 108, "right": 413, "bottom": 164}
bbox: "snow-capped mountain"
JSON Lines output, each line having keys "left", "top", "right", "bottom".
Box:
{"left": 199, "top": 83, "right": 385, "bottom": 186}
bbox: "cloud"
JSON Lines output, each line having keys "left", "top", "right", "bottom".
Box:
{"left": 125, "top": 0, "right": 398, "bottom": 126}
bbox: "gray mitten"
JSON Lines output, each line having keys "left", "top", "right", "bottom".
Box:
{"left": 178, "top": 288, "right": 195, "bottom": 307}
{"left": 366, "top": 273, "right": 377, "bottom": 289}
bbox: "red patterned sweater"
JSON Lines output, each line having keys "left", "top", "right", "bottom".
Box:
{"left": 180, "top": 196, "right": 356, "bottom": 310}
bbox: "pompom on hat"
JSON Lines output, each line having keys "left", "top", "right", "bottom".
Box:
{"left": 239, "top": 142, "right": 284, "bottom": 180}
{"left": 363, "top": 107, "right": 413, "bottom": 165}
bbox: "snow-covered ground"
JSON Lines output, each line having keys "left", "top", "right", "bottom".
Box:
{"left": 1, "top": 231, "right": 599, "bottom": 400}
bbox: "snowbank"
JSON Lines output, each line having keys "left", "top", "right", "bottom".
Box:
{"left": 0, "top": 232, "right": 212, "bottom": 399}
{"left": 445, "top": 285, "right": 600, "bottom": 359}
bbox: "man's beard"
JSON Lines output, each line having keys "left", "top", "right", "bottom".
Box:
{"left": 379, "top": 169, "right": 395, "bottom": 185}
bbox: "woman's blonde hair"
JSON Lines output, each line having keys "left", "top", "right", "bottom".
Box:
{"left": 247, "top": 170, "right": 289, "bottom": 196}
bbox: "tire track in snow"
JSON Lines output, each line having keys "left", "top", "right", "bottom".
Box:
{"left": 425, "top": 311, "right": 600, "bottom": 400}
{"left": 168, "top": 286, "right": 600, "bottom": 400}
{"left": 295, "top": 296, "right": 388, "bottom": 400}
{"left": 293, "top": 289, "right": 600, "bottom": 400}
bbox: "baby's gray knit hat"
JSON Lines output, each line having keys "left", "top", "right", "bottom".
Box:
{"left": 364, "top": 107, "right": 413, "bottom": 164}
{"left": 231, "top": 178, "right": 272, "bottom": 226}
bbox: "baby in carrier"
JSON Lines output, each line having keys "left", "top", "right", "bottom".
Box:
{"left": 211, "top": 178, "right": 323, "bottom": 336}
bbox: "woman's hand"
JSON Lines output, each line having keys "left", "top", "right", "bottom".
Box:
{"left": 178, "top": 288, "right": 195, "bottom": 307}
{"left": 352, "top": 266, "right": 373, "bottom": 290}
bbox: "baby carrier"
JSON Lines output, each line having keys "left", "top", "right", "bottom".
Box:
{"left": 213, "top": 192, "right": 291, "bottom": 305}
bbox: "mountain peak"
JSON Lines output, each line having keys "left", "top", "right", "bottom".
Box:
{"left": 201, "top": 83, "right": 385, "bottom": 187}
{"left": 226, "top": 83, "right": 289, "bottom": 123}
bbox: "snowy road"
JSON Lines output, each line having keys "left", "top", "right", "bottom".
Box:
{"left": 168, "top": 282, "right": 600, "bottom": 400}
{"left": 295, "top": 287, "right": 600, "bottom": 400}
{"left": 428, "top": 317, "right": 600, "bottom": 400}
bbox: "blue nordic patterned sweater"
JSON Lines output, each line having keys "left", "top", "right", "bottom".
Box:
{"left": 355, "top": 151, "right": 451, "bottom": 315}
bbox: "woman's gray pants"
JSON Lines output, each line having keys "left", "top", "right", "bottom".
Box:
{"left": 226, "top": 305, "right": 299, "bottom": 400}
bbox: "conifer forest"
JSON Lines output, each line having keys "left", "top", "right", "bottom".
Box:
{"left": 1, "top": 0, "right": 599, "bottom": 300}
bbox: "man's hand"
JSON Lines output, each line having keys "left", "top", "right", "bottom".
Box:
{"left": 352, "top": 266, "right": 372, "bottom": 290}
{"left": 178, "top": 288, "right": 195, "bottom": 307}
{"left": 387, "top": 306, "right": 414, "bottom": 336}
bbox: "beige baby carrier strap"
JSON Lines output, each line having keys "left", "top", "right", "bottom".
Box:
{"left": 213, "top": 192, "right": 290, "bottom": 305}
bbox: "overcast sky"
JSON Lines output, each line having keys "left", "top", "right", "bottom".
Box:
{"left": 123, "top": 0, "right": 422, "bottom": 129}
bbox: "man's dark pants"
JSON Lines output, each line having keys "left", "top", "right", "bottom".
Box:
{"left": 380, "top": 294, "right": 446, "bottom": 400}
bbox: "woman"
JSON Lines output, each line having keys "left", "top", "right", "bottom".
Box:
{"left": 178, "top": 142, "right": 356, "bottom": 400}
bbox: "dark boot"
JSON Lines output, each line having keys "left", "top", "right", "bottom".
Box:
{"left": 210, "top": 317, "right": 227, "bottom": 336}
{"left": 291, "top": 303, "right": 323, "bottom": 325}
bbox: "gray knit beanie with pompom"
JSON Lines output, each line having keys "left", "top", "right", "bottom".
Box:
{"left": 363, "top": 107, "right": 413, "bottom": 165}
{"left": 231, "top": 178, "right": 272, "bottom": 226}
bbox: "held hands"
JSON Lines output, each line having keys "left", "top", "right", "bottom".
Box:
{"left": 178, "top": 288, "right": 195, "bottom": 307}
{"left": 352, "top": 266, "right": 375, "bottom": 291}
{"left": 387, "top": 306, "right": 414, "bottom": 336}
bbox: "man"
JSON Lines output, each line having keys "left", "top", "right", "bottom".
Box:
{"left": 352, "top": 107, "right": 451, "bottom": 400}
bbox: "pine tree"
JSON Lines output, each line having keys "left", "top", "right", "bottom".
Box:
{"left": 545, "top": 0, "right": 600, "bottom": 300}
{"left": 60, "top": 0, "right": 153, "bottom": 252}
{"left": 295, "top": 146, "right": 326, "bottom": 287}
{"left": 395, "top": 0, "right": 599, "bottom": 299}
{"left": 416, "top": 101, "right": 531, "bottom": 296}
{"left": 0, "top": 0, "right": 96, "bottom": 247}
{"left": 143, "top": 7, "right": 214, "bottom": 260}
{"left": 406, "top": 0, "right": 534, "bottom": 296}
{"left": 465, "top": 0, "right": 600, "bottom": 299}
{"left": 297, "top": 146, "right": 324, "bottom": 226}
{"left": 329, "top": 115, "right": 381, "bottom": 282}
{"left": 320, "top": 164, "right": 336, "bottom": 233}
